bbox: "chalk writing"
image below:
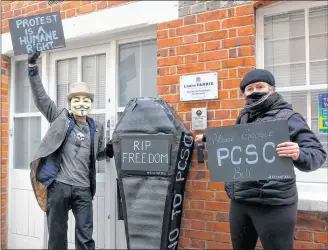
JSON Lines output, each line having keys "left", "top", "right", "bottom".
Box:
{"left": 120, "top": 136, "right": 171, "bottom": 172}
{"left": 233, "top": 167, "right": 251, "bottom": 180}
{"left": 9, "top": 12, "right": 66, "bottom": 56}
{"left": 216, "top": 142, "right": 276, "bottom": 167}
{"left": 242, "top": 129, "right": 274, "bottom": 140}
{"left": 122, "top": 140, "right": 169, "bottom": 164}
{"left": 208, "top": 133, "right": 234, "bottom": 145}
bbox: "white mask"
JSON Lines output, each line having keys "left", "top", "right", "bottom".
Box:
{"left": 70, "top": 95, "right": 92, "bottom": 117}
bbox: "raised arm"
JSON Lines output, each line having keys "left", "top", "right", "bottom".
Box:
{"left": 28, "top": 51, "right": 60, "bottom": 123}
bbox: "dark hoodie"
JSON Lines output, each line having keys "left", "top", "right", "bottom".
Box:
{"left": 204, "top": 94, "right": 327, "bottom": 205}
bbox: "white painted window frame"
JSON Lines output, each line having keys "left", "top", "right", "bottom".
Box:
{"left": 256, "top": 1, "right": 328, "bottom": 211}
{"left": 117, "top": 33, "right": 157, "bottom": 112}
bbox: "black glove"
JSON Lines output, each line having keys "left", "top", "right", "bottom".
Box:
{"left": 105, "top": 139, "right": 114, "bottom": 158}
{"left": 28, "top": 51, "right": 40, "bottom": 65}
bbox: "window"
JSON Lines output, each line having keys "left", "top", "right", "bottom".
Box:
{"left": 118, "top": 39, "right": 157, "bottom": 108}
{"left": 56, "top": 58, "right": 77, "bottom": 110}
{"left": 56, "top": 54, "right": 106, "bottom": 173}
{"left": 13, "top": 60, "right": 42, "bottom": 169}
{"left": 257, "top": 1, "right": 328, "bottom": 183}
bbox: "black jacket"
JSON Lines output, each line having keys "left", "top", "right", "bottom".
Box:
{"left": 203, "top": 106, "right": 327, "bottom": 206}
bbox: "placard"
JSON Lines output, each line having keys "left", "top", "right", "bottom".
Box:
{"left": 120, "top": 135, "right": 172, "bottom": 174}
{"left": 318, "top": 93, "right": 328, "bottom": 134}
{"left": 180, "top": 72, "right": 218, "bottom": 101}
{"left": 9, "top": 12, "right": 66, "bottom": 56}
{"left": 192, "top": 108, "right": 207, "bottom": 130}
{"left": 206, "top": 120, "right": 295, "bottom": 182}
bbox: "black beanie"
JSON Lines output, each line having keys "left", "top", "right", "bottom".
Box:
{"left": 240, "top": 69, "right": 275, "bottom": 93}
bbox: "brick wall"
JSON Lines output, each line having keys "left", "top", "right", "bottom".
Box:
{"left": 1, "top": 55, "right": 9, "bottom": 250}
{"left": 1, "top": 0, "right": 129, "bottom": 34}
{"left": 157, "top": 1, "right": 328, "bottom": 249}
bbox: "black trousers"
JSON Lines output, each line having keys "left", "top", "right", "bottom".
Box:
{"left": 46, "top": 181, "right": 95, "bottom": 250}
{"left": 229, "top": 200, "right": 297, "bottom": 250}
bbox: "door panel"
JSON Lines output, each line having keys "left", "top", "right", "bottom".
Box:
{"left": 8, "top": 170, "right": 45, "bottom": 249}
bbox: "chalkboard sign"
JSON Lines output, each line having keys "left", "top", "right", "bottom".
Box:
{"left": 120, "top": 134, "right": 173, "bottom": 174}
{"left": 206, "top": 120, "right": 295, "bottom": 182}
{"left": 9, "top": 12, "right": 66, "bottom": 56}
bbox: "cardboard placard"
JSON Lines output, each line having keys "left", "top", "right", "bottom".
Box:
{"left": 206, "top": 120, "right": 295, "bottom": 182}
{"left": 9, "top": 11, "right": 66, "bottom": 56}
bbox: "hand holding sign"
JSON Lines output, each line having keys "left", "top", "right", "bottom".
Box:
{"left": 276, "top": 142, "right": 300, "bottom": 161}
{"left": 28, "top": 50, "right": 41, "bottom": 66}
{"left": 195, "top": 134, "right": 204, "bottom": 143}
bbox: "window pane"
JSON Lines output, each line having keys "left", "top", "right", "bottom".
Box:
{"left": 264, "top": 10, "right": 306, "bottom": 87}
{"left": 88, "top": 114, "right": 106, "bottom": 173}
{"left": 15, "top": 59, "right": 42, "bottom": 113}
{"left": 310, "top": 91, "right": 328, "bottom": 168}
{"left": 82, "top": 54, "right": 106, "bottom": 109}
{"left": 265, "top": 64, "right": 306, "bottom": 88}
{"left": 140, "top": 40, "right": 157, "bottom": 99}
{"left": 13, "top": 117, "right": 41, "bottom": 169}
{"left": 56, "top": 58, "right": 78, "bottom": 110}
{"left": 119, "top": 39, "right": 157, "bottom": 107}
{"left": 309, "top": 6, "right": 328, "bottom": 85}
{"left": 280, "top": 91, "right": 307, "bottom": 120}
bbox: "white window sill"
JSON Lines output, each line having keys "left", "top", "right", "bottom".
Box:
{"left": 297, "top": 182, "right": 328, "bottom": 212}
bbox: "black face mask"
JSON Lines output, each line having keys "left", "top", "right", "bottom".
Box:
{"left": 245, "top": 92, "right": 269, "bottom": 105}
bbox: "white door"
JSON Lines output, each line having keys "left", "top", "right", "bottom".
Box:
{"left": 7, "top": 56, "right": 48, "bottom": 249}
{"left": 48, "top": 44, "right": 114, "bottom": 249}
{"left": 113, "top": 36, "right": 158, "bottom": 249}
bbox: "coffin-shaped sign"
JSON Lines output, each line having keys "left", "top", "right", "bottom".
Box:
{"left": 112, "top": 97, "right": 194, "bottom": 249}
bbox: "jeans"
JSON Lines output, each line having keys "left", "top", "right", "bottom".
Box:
{"left": 46, "top": 181, "right": 95, "bottom": 250}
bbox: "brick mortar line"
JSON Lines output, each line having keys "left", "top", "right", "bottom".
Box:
{"left": 157, "top": 26, "right": 256, "bottom": 37}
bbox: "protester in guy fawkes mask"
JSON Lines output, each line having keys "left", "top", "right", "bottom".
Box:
{"left": 195, "top": 69, "right": 327, "bottom": 250}
{"left": 27, "top": 51, "right": 114, "bottom": 250}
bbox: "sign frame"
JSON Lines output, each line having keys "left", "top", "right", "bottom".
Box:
{"left": 180, "top": 72, "right": 218, "bottom": 102}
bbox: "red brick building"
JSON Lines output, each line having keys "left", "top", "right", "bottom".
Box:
{"left": 1, "top": 0, "right": 327, "bottom": 249}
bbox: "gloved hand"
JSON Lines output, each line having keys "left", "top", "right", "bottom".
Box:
{"left": 28, "top": 50, "right": 41, "bottom": 65}
{"left": 105, "top": 139, "right": 114, "bottom": 158}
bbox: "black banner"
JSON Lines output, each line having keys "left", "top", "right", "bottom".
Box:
{"left": 167, "top": 132, "right": 194, "bottom": 250}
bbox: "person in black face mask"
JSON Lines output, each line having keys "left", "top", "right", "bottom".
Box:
{"left": 195, "top": 69, "right": 327, "bottom": 250}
